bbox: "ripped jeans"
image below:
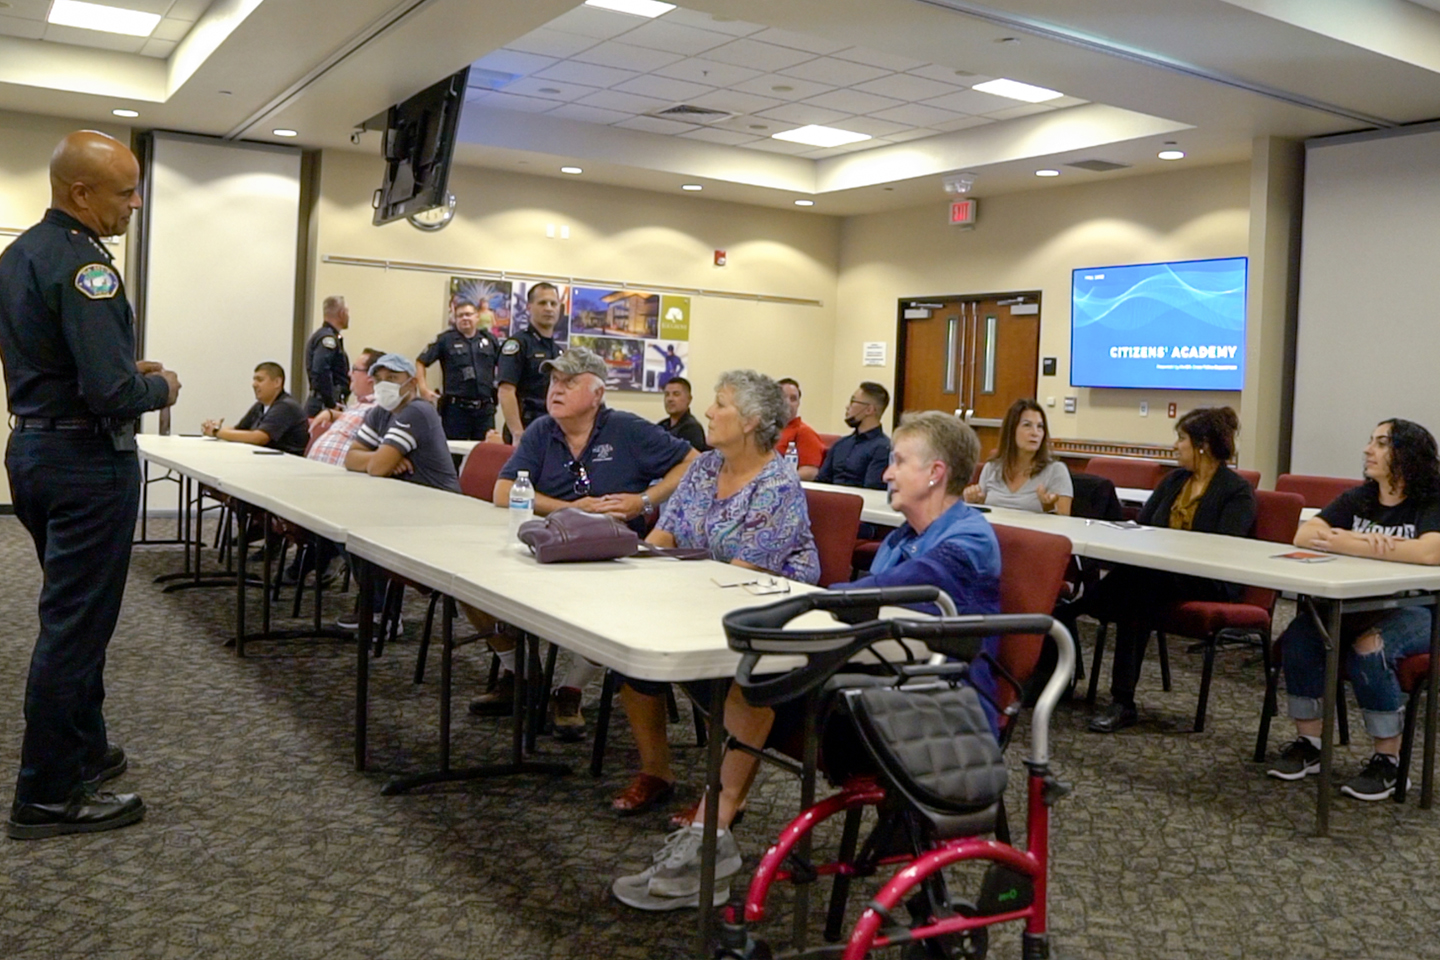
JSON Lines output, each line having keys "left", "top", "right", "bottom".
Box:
{"left": 1280, "top": 604, "right": 1431, "bottom": 740}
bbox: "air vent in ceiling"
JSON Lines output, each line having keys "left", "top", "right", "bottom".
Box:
{"left": 651, "top": 104, "right": 734, "bottom": 123}
{"left": 1066, "top": 159, "right": 1131, "bottom": 172}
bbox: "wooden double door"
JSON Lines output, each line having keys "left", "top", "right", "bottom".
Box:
{"left": 896, "top": 294, "right": 1041, "bottom": 456}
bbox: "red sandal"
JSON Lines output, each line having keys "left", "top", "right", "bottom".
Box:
{"left": 611, "top": 773, "right": 675, "bottom": 816}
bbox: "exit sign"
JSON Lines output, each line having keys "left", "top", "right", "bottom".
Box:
{"left": 949, "top": 198, "right": 977, "bottom": 225}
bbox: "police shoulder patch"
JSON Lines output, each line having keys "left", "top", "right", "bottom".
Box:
{"left": 502, "top": 339, "right": 521, "bottom": 355}
{"left": 75, "top": 263, "right": 120, "bottom": 300}
{"left": 321, "top": 335, "right": 337, "bottom": 349}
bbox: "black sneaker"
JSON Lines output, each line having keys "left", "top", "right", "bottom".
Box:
{"left": 1266, "top": 738, "right": 1322, "bottom": 781}
{"left": 1340, "top": 753, "right": 1409, "bottom": 801}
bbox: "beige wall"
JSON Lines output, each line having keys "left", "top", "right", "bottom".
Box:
{"left": 0, "top": 111, "right": 131, "bottom": 504}
{"left": 312, "top": 150, "right": 842, "bottom": 431}
{"left": 834, "top": 163, "right": 1252, "bottom": 454}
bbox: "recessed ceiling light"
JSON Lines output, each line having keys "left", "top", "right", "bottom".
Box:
{"left": 538, "top": 87, "right": 562, "bottom": 95}
{"left": 772, "top": 125, "right": 871, "bottom": 148}
{"left": 1158, "top": 149, "right": 1185, "bottom": 160}
{"left": 48, "top": 0, "right": 161, "bottom": 37}
{"left": 748, "top": 124, "right": 768, "bottom": 130}
{"left": 794, "top": 199, "right": 815, "bottom": 207}
{"left": 681, "top": 184, "right": 702, "bottom": 191}
{"left": 583, "top": 0, "right": 676, "bottom": 17}
{"left": 560, "top": 166, "right": 583, "bottom": 174}
{"left": 1035, "top": 169, "right": 1060, "bottom": 177}
{"left": 771, "top": 85, "right": 794, "bottom": 93}
{"left": 272, "top": 129, "right": 298, "bottom": 138}
{"left": 111, "top": 108, "right": 139, "bottom": 118}
{"left": 972, "top": 78, "right": 1063, "bottom": 103}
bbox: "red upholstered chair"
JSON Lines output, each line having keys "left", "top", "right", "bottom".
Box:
{"left": 1085, "top": 457, "right": 1172, "bottom": 491}
{"left": 1394, "top": 654, "right": 1433, "bottom": 802}
{"left": 1276, "top": 473, "right": 1362, "bottom": 509}
{"left": 817, "top": 433, "right": 842, "bottom": 453}
{"left": 1152, "top": 489, "right": 1304, "bottom": 732}
{"left": 1235, "top": 469, "right": 1261, "bottom": 489}
{"left": 803, "top": 488, "right": 863, "bottom": 587}
{"left": 457, "top": 442, "right": 514, "bottom": 502}
{"left": 989, "top": 525, "right": 1074, "bottom": 735}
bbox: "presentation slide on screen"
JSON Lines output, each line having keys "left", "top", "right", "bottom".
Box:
{"left": 1071, "top": 257, "right": 1247, "bottom": 391}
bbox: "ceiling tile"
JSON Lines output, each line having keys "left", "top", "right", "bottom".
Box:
{"left": 741, "top": 137, "right": 814, "bottom": 155}
{"left": 505, "top": 27, "right": 600, "bottom": 60}
{"left": 853, "top": 72, "right": 960, "bottom": 101}
{"left": 714, "top": 114, "right": 785, "bottom": 135}
{"left": 139, "top": 37, "right": 177, "bottom": 58}
{"left": 703, "top": 38, "right": 817, "bottom": 72}
{"left": 475, "top": 49, "right": 558, "bottom": 78}
{"left": 572, "top": 39, "right": 684, "bottom": 72}
{"left": 730, "top": 73, "right": 833, "bottom": 101}
{"left": 150, "top": 17, "right": 191, "bottom": 41}
{"left": 483, "top": 91, "right": 571, "bottom": 114}
{"left": 0, "top": 15, "right": 45, "bottom": 40}
{"left": 678, "top": 127, "right": 761, "bottom": 145}
{"left": 868, "top": 102, "right": 965, "bottom": 126}
{"left": 930, "top": 115, "right": 994, "bottom": 132}
{"left": 1048, "top": 95, "right": 1090, "bottom": 108}
{"left": 503, "top": 77, "right": 601, "bottom": 102}
{"left": 544, "top": 5, "right": 645, "bottom": 41}
{"left": 803, "top": 88, "right": 904, "bottom": 114}
{"left": 658, "top": 9, "right": 766, "bottom": 38}
{"left": 881, "top": 127, "right": 943, "bottom": 143}
{"left": 42, "top": 24, "right": 146, "bottom": 52}
{"left": 576, "top": 88, "right": 674, "bottom": 114}
{"left": 545, "top": 103, "right": 633, "bottom": 125}
{"left": 921, "top": 88, "right": 1017, "bottom": 114}
{"left": 748, "top": 27, "right": 848, "bottom": 55}
{"left": 779, "top": 57, "right": 889, "bottom": 86}
{"left": 533, "top": 60, "right": 638, "bottom": 88}
{"left": 983, "top": 103, "right": 1054, "bottom": 120}
{"left": 907, "top": 63, "right": 989, "bottom": 85}
{"left": 614, "top": 115, "right": 702, "bottom": 135}
{"left": 687, "top": 88, "right": 786, "bottom": 115}
{"left": 613, "top": 73, "right": 715, "bottom": 103}
{"left": 651, "top": 57, "right": 760, "bottom": 88}
{"left": 165, "top": 0, "right": 211, "bottom": 20}
{"left": 835, "top": 115, "right": 914, "bottom": 137}
{"left": 754, "top": 102, "right": 851, "bottom": 126}
{"left": 830, "top": 46, "right": 927, "bottom": 71}
{"left": 108, "top": 1, "right": 172, "bottom": 14}
{"left": 801, "top": 139, "right": 886, "bottom": 158}
{"left": 0, "top": 0, "right": 48, "bottom": 19}
{"left": 620, "top": 19, "right": 735, "bottom": 56}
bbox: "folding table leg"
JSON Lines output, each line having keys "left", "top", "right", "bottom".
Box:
{"left": 696, "top": 679, "right": 727, "bottom": 957}
{"left": 1316, "top": 598, "right": 1342, "bottom": 837}
{"left": 1422, "top": 591, "right": 1439, "bottom": 809}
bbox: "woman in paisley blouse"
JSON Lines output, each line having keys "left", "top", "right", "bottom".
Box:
{"left": 611, "top": 370, "right": 819, "bottom": 822}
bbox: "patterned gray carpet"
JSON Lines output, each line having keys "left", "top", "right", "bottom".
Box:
{"left": 1, "top": 514, "right": 1437, "bottom": 960}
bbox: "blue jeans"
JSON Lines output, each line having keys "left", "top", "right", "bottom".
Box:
{"left": 7, "top": 431, "right": 141, "bottom": 803}
{"left": 1280, "top": 604, "right": 1431, "bottom": 740}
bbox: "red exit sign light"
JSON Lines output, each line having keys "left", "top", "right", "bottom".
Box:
{"left": 949, "top": 199, "right": 977, "bottom": 225}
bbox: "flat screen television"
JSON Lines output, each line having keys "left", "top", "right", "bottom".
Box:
{"left": 372, "top": 67, "right": 469, "bottom": 226}
{"left": 1070, "top": 256, "right": 1247, "bottom": 391}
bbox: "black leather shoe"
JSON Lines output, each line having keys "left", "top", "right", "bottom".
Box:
{"left": 1088, "top": 701, "right": 1138, "bottom": 733}
{"left": 468, "top": 671, "right": 515, "bottom": 717}
{"left": 82, "top": 745, "right": 127, "bottom": 791}
{"left": 8, "top": 789, "right": 145, "bottom": 840}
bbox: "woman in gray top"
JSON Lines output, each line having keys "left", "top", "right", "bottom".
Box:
{"left": 963, "top": 398, "right": 1073, "bottom": 515}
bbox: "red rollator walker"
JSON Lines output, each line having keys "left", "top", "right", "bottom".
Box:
{"left": 711, "top": 585, "right": 1075, "bottom": 960}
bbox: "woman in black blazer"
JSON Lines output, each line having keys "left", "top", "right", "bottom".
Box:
{"left": 1088, "top": 407, "right": 1257, "bottom": 732}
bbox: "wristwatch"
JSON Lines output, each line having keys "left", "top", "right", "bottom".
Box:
{"left": 641, "top": 491, "right": 654, "bottom": 516}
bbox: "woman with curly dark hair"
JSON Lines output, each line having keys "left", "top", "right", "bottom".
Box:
{"left": 1086, "top": 406, "right": 1256, "bottom": 732}
{"left": 1267, "top": 418, "right": 1440, "bottom": 800}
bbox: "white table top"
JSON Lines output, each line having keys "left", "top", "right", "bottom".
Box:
{"left": 447, "top": 440, "right": 478, "bottom": 457}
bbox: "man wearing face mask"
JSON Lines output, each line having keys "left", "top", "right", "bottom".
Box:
{"left": 816, "top": 382, "right": 891, "bottom": 490}
{"left": 346, "top": 354, "right": 460, "bottom": 493}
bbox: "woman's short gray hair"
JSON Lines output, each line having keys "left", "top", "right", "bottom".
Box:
{"left": 894, "top": 411, "right": 980, "bottom": 497}
{"left": 715, "top": 369, "right": 787, "bottom": 451}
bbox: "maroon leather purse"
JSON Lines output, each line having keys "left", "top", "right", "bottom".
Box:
{"left": 517, "top": 508, "right": 638, "bottom": 563}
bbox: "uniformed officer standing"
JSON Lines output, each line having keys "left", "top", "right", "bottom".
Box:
{"left": 416, "top": 298, "right": 499, "bottom": 440}
{"left": 497, "top": 282, "right": 563, "bottom": 442}
{"left": 0, "top": 131, "right": 181, "bottom": 839}
{"left": 303, "top": 295, "right": 351, "bottom": 416}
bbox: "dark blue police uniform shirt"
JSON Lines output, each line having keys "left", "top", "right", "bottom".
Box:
{"left": 816, "top": 426, "right": 890, "bottom": 490}
{"left": 500, "top": 406, "right": 692, "bottom": 533}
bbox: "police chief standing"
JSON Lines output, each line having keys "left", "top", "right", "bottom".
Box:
{"left": 416, "top": 297, "right": 500, "bottom": 439}
{"left": 0, "top": 131, "right": 181, "bottom": 839}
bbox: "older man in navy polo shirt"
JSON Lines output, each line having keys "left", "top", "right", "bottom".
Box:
{"left": 472, "top": 346, "right": 698, "bottom": 736}
{"left": 817, "top": 381, "right": 891, "bottom": 490}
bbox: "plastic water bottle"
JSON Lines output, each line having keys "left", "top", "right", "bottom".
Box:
{"left": 509, "top": 470, "right": 534, "bottom": 538}
{"left": 784, "top": 441, "right": 799, "bottom": 470}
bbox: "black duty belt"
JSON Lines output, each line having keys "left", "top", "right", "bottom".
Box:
{"left": 443, "top": 396, "right": 493, "bottom": 410}
{"left": 14, "top": 416, "right": 107, "bottom": 433}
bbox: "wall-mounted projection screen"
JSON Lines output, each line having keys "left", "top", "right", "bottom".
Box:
{"left": 140, "top": 133, "right": 300, "bottom": 435}
{"left": 1292, "top": 124, "right": 1440, "bottom": 478}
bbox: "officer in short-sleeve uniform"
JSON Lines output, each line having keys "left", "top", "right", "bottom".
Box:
{"left": 304, "top": 320, "right": 350, "bottom": 416}
{"left": 416, "top": 326, "right": 500, "bottom": 440}
{"left": 496, "top": 325, "right": 560, "bottom": 437}
{"left": 0, "top": 208, "right": 172, "bottom": 819}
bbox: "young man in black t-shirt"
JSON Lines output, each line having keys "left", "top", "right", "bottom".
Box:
{"left": 1267, "top": 419, "right": 1440, "bottom": 800}
{"left": 201, "top": 362, "right": 308, "bottom": 456}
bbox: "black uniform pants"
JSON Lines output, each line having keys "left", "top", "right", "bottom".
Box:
{"left": 440, "top": 400, "right": 495, "bottom": 441}
{"left": 7, "top": 431, "right": 141, "bottom": 803}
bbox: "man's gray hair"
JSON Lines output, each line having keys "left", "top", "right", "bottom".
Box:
{"left": 322, "top": 295, "right": 346, "bottom": 317}
{"left": 715, "top": 369, "right": 787, "bottom": 451}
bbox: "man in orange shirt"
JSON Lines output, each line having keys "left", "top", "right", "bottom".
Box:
{"left": 774, "top": 377, "right": 823, "bottom": 480}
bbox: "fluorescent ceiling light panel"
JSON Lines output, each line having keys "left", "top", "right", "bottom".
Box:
{"left": 971, "top": 78, "right": 1063, "bottom": 103}
{"left": 583, "top": 0, "right": 676, "bottom": 17}
{"left": 48, "top": 0, "right": 162, "bottom": 37}
{"left": 771, "top": 124, "right": 871, "bottom": 148}
{"left": 1158, "top": 149, "right": 1185, "bottom": 160}
{"left": 111, "top": 108, "right": 139, "bottom": 118}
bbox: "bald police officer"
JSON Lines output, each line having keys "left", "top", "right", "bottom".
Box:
{"left": 0, "top": 131, "right": 181, "bottom": 839}
{"left": 304, "top": 295, "right": 351, "bottom": 416}
{"left": 497, "top": 282, "right": 563, "bottom": 442}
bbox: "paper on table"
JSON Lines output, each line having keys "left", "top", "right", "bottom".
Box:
{"left": 1273, "top": 550, "right": 1337, "bottom": 563}
{"left": 1089, "top": 519, "right": 1145, "bottom": 530}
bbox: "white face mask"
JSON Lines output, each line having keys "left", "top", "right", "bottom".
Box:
{"left": 373, "top": 380, "right": 404, "bottom": 411}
